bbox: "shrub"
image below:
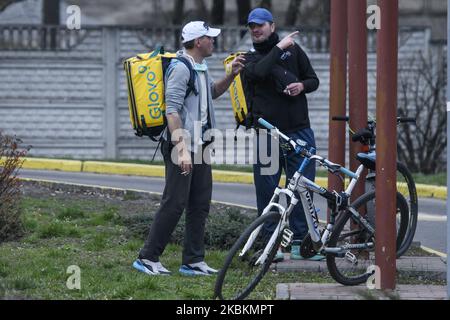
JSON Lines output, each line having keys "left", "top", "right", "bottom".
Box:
{"left": 0, "top": 131, "right": 29, "bottom": 242}
{"left": 122, "top": 207, "right": 256, "bottom": 250}
{"left": 57, "top": 206, "right": 86, "bottom": 220}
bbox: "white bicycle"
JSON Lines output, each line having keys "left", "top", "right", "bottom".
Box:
{"left": 213, "top": 118, "right": 409, "bottom": 300}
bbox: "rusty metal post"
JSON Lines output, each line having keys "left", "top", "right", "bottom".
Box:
{"left": 446, "top": 0, "right": 450, "bottom": 300}
{"left": 375, "top": 0, "right": 399, "bottom": 290}
{"left": 328, "top": 0, "right": 347, "bottom": 221}
{"left": 348, "top": 0, "right": 368, "bottom": 203}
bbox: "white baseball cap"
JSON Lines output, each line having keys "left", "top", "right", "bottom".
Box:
{"left": 181, "top": 21, "right": 221, "bottom": 43}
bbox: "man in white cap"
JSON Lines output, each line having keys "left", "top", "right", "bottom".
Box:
{"left": 133, "top": 21, "right": 245, "bottom": 276}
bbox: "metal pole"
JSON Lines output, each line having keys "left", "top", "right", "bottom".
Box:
{"left": 328, "top": 0, "right": 347, "bottom": 222}
{"left": 348, "top": 0, "right": 368, "bottom": 203}
{"left": 446, "top": 0, "right": 450, "bottom": 301}
{"left": 375, "top": 0, "right": 398, "bottom": 290}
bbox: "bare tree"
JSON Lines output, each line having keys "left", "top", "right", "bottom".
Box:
{"left": 285, "top": 0, "right": 303, "bottom": 26}
{"left": 0, "top": 131, "right": 29, "bottom": 242}
{"left": 42, "top": 0, "right": 60, "bottom": 50}
{"left": 42, "top": 0, "right": 60, "bottom": 24}
{"left": 237, "top": 0, "right": 251, "bottom": 25}
{"left": 211, "top": 0, "right": 224, "bottom": 25}
{"left": 321, "top": 0, "right": 331, "bottom": 28}
{"left": 194, "top": 0, "right": 208, "bottom": 20}
{"left": 397, "top": 51, "right": 447, "bottom": 174}
{"left": 172, "top": 0, "right": 184, "bottom": 25}
{"left": 258, "top": 0, "right": 272, "bottom": 11}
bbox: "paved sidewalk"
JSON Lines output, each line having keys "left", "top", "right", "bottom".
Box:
{"left": 273, "top": 254, "right": 447, "bottom": 280}
{"left": 274, "top": 254, "right": 447, "bottom": 300}
{"left": 276, "top": 283, "right": 447, "bottom": 300}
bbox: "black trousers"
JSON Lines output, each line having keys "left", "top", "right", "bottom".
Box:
{"left": 139, "top": 140, "right": 212, "bottom": 265}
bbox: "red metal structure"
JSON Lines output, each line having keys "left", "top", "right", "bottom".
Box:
{"left": 348, "top": 0, "right": 368, "bottom": 203}
{"left": 375, "top": 0, "right": 399, "bottom": 290}
{"left": 328, "top": 0, "right": 347, "bottom": 222}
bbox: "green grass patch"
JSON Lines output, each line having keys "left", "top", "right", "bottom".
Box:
{"left": 412, "top": 172, "right": 446, "bottom": 186}
{"left": 37, "top": 221, "right": 82, "bottom": 239}
{"left": 57, "top": 206, "right": 86, "bottom": 220}
{"left": 1, "top": 188, "right": 443, "bottom": 300}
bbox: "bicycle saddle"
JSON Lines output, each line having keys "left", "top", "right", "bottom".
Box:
{"left": 356, "top": 151, "right": 376, "bottom": 170}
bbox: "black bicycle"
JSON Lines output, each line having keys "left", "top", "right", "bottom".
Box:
{"left": 332, "top": 116, "right": 418, "bottom": 257}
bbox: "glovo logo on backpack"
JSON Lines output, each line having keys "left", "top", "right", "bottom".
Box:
{"left": 136, "top": 61, "right": 163, "bottom": 121}
{"left": 124, "top": 50, "right": 176, "bottom": 139}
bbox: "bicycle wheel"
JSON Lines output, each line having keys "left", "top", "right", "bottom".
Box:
{"left": 395, "top": 162, "right": 418, "bottom": 257}
{"left": 366, "top": 162, "right": 418, "bottom": 257}
{"left": 214, "top": 211, "right": 283, "bottom": 300}
{"left": 326, "top": 191, "right": 409, "bottom": 286}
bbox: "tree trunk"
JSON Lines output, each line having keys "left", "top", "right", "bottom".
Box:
{"left": 321, "top": 0, "right": 331, "bottom": 28}
{"left": 211, "top": 0, "right": 225, "bottom": 25}
{"left": 285, "top": 0, "right": 303, "bottom": 26}
{"left": 195, "top": 0, "right": 208, "bottom": 21}
{"left": 259, "top": 0, "right": 272, "bottom": 11}
{"left": 42, "top": 0, "right": 60, "bottom": 24}
{"left": 42, "top": 0, "right": 60, "bottom": 50}
{"left": 172, "top": 0, "right": 184, "bottom": 25}
{"left": 237, "top": 0, "right": 251, "bottom": 25}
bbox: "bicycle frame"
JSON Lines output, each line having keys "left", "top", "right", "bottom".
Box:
{"left": 239, "top": 120, "right": 374, "bottom": 266}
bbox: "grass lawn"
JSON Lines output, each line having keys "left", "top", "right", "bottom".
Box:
{"left": 0, "top": 182, "right": 443, "bottom": 300}
{"left": 0, "top": 188, "right": 334, "bottom": 300}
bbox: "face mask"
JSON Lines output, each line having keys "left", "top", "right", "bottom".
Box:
{"left": 194, "top": 62, "right": 208, "bottom": 72}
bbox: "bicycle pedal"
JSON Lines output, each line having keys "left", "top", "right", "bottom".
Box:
{"left": 345, "top": 251, "right": 358, "bottom": 265}
{"left": 281, "top": 229, "right": 294, "bottom": 248}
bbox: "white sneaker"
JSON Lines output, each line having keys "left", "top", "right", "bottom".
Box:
{"left": 179, "top": 261, "right": 218, "bottom": 276}
{"left": 133, "top": 259, "right": 171, "bottom": 275}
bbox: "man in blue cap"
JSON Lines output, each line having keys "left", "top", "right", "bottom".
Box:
{"left": 241, "top": 8, "right": 322, "bottom": 261}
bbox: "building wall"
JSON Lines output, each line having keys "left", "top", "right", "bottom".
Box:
{"left": 0, "top": 25, "right": 432, "bottom": 163}
{"left": 0, "top": 0, "right": 446, "bottom": 40}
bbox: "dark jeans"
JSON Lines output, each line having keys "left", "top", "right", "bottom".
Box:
{"left": 253, "top": 128, "right": 316, "bottom": 241}
{"left": 139, "top": 141, "right": 212, "bottom": 265}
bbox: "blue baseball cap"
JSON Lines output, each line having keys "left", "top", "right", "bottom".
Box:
{"left": 247, "top": 8, "right": 273, "bottom": 25}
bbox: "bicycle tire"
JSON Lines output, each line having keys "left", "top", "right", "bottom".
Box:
{"left": 326, "top": 191, "right": 409, "bottom": 286}
{"left": 213, "top": 211, "right": 283, "bottom": 300}
{"left": 395, "top": 162, "right": 418, "bottom": 257}
{"left": 365, "top": 162, "right": 418, "bottom": 257}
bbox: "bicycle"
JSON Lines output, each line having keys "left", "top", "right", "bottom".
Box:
{"left": 213, "top": 118, "right": 409, "bottom": 300}
{"left": 332, "top": 116, "right": 418, "bottom": 257}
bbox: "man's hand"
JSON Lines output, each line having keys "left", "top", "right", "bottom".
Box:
{"left": 283, "top": 82, "right": 304, "bottom": 96}
{"left": 178, "top": 147, "right": 192, "bottom": 175}
{"left": 276, "top": 31, "right": 299, "bottom": 50}
{"left": 230, "top": 55, "right": 246, "bottom": 76}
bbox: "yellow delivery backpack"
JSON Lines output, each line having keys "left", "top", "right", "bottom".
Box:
{"left": 224, "top": 52, "right": 249, "bottom": 127}
{"left": 124, "top": 47, "right": 197, "bottom": 141}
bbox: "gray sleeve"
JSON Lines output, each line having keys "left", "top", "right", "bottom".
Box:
{"left": 165, "top": 62, "right": 190, "bottom": 114}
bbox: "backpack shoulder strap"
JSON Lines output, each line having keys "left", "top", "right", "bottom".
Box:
{"left": 173, "top": 56, "right": 198, "bottom": 98}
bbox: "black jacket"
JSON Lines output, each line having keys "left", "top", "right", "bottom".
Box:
{"left": 242, "top": 43, "right": 319, "bottom": 133}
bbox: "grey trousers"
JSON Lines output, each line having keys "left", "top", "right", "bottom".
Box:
{"left": 139, "top": 140, "right": 212, "bottom": 265}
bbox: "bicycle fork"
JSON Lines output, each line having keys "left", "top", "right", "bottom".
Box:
{"left": 239, "top": 188, "right": 295, "bottom": 266}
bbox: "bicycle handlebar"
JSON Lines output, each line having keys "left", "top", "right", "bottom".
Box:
{"left": 397, "top": 117, "right": 416, "bottom": 124}
{"left": 257, "top": 118, "right": 276, "bottom": 130}
{"left": 332, "top": 115, "right": 416, "bottom": 125}
{"left": 331, "top": 116, "right": 349, "bottom": 122}
{"left": 257, "top": 118, "right": 353, "bottom": 177}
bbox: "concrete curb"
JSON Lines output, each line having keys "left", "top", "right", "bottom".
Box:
{"left": 12, "top": 157, "right": 447, "bottom": 200}
{"left": 22, "top": 157, "right": 82, "bottom": 172}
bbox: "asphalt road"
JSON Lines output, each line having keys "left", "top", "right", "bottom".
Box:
{"left": 18, "top": 169, "right": 447, "bottom": 255}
